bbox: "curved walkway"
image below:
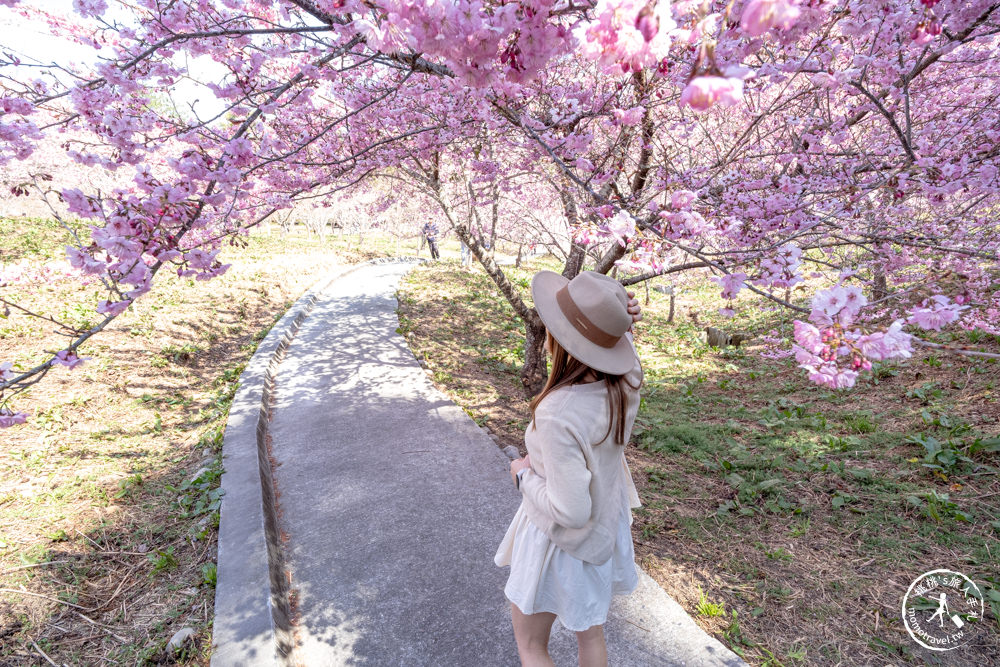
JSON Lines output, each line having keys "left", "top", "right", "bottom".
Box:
{"left": 212, "top": 259, "right": 747, "bottom": 666}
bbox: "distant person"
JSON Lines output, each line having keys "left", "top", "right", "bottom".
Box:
{"left": 460, "top": 239, "right": 473, "bottom": 270}
{"left": 495, "top": 270, "right": 643, "bottom": 666}
{"left": 421, "top": 221, "right": 440, "bottom": 260}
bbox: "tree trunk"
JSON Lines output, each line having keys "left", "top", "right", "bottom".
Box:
{"left": 559, "top": 182, "right": 586, "bottom": 279}
{"left": 668, "top": 288, "right": 675, "bottom": 323}
{"left": 563, "top": 241, "right": 586, "bottom": 279}
{"left": 594, "top": 242, "right": 627, "bottom": 274}
{"left": 451, "top": 222, "right": 547, "bottom": 396}
{"left": 489, "top": 183, "right": 499, "bottom": 255}
{"left": 872, "top": 268, "right": 888, "bottom": 301}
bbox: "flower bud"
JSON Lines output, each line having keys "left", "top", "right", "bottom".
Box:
{"left": 635, "top": 6, "right": 659, "bottom": 43}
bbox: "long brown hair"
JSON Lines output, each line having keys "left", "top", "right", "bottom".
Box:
{"left": 529, "top": 332, "right": 638, "bottom": 445}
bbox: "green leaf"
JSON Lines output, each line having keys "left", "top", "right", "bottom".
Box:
{"left": 847, "top": 468, "right": 872, "bottom": 481}
{"left": 757, "top": 478, "right": 783, "bottom": 491}
{"left": 970, "top": 437, "right": 1000, "bottom": 455}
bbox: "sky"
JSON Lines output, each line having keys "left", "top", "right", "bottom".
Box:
{"left": 1, "top": 1, "right": 116, "bottom": 69}
{"left": 0, "top": 0, "right": 229, "bottom": 119}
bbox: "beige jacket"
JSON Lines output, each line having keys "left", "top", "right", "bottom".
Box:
{"left": 518, "top": 339, "right": 642, "bottom": 565}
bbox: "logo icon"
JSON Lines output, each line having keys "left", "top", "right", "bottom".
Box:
{"left": 902, "top": 569, "right": 984, "bottom": 651}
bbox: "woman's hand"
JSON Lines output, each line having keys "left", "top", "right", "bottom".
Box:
{"left": 626, "top": 291, "right": 642, "bottom": 330}
{"left": 510, "top": 457, "right": 530, "bottom": 484}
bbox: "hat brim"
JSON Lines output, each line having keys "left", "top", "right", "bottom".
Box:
{"left": 531, "top": 270, "right": 635, "bottom": 376}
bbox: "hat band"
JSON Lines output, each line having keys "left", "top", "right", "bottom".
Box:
{"left": 555, "top": 285, "right": 621, "bottom": 349}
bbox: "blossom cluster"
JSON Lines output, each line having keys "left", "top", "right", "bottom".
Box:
{"left": 791, "top": 285, "right": 973, "bottom": 389}
{"left": 1, "top": 0, "right": 999, "bottom": 426}
{"left": 576, "top": 0, "right": 677, "bottom": 74}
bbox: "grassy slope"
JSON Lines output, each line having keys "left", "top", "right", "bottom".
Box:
{"left": 0, "top": 220, "right": 393, "bottom": 664}
{"left": 398, "top": 254, "right": 1000, "bottom": 667}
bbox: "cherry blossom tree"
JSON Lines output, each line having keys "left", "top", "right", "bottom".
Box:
{"left": 2, "top": 0, "right": 999, "bottom": 425}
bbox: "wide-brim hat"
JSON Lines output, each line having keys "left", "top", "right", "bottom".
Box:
{"left": 531, "top": 270, "right": 634, "bottom": 375}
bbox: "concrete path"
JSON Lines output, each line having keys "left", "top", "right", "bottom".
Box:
{"left": 213, "top": 259, "right": 747, "bottom": 667}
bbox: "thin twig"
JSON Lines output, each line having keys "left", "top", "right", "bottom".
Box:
{"left": 28, "top": 639, "right": 57, "bottom": 666}
{"left": 75, "top": 612, "right": 127, "bottom": 643}
{"left": 91, "top": 565, "right": 135, "bottom": 612}
{"left": 74, "top": 529, "right": 102, "bottom": 550}
{"left": 0, "top": 561, "right": 72, "bottom": 576}
{"left": 621, "top": 616, "right": 650, "bottom": 632}
{"left": 912, "top": 338, "right": 1000, "bottom": 360}
{"left": 0, "top": 587, "right": 93, "bottom": 611}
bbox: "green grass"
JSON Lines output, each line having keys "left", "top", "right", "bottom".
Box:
{"left": 0, "top": 216, "right": 88, "bottom": 262}
{"left": 697, "top": 587, "right": 727, "bottom": 617}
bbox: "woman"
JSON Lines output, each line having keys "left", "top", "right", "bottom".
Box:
{"left": 494, "top": 270, "right": 644, "bottom": 667}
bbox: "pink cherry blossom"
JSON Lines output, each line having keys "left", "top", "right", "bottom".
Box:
{"left": 809, "top": 285, "right": 866, "bottom": 325}
{"left": 613, "top": 106, "right": 645, "bottom": 126}
{"left": 1, "top": 0, "right": 999, "bottom": 407}
{"left": 97, "top": 299, "right": 131, "bottom": 317}
{"left": 740, "top": 0, "right": 802, "bottom": 38}
{"left": 679, "top": 76, "right": 744, "bottom": 112}
{"left": 52, "top": 350, "right": 88, "bottom": 369}
{"left": 715, "top": 272, "right": 747, "bottom": 300}
{"left": 634, "top": 6, "right": 659, "bottom": 42}
{"left": 72, "top": 0, "right": 107, "bottom": 17}
{"left": 605, "top": 210, "right": 636, "bottom": 247}
{"left": 0, "top": 408, "right": 28, "bottom": 428}
{"left": 577, "top": 0, "right": 677, "bottom": 73}
{"left": 670, "top": 189, "right": 697, "bottom": 209}
{"left": 907, "top": 296, "right": 968, "bottom": 331}
{"left": 793, "top": 320, "right": 824, "bottom": 354}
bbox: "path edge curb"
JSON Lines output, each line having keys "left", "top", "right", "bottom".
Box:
{"left": 211, "top": 257, "right": 421, "bottom": 666}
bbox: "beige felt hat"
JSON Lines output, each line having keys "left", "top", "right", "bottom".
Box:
{"left": 531, "top": 270, "right": 634, "bottom": 375}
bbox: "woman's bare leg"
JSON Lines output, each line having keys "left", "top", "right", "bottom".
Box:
{"left": 511, "top": 603, "right": 557, "bottom": 667}
{"left": 576, "top": 624, "right": 607, "bottom": 667}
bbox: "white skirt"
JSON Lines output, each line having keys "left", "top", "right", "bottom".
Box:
{"left": 494, "top": 499, "right": 639, "bottom": 632}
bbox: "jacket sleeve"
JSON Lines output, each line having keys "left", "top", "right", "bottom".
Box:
{"left": 624, "top": 331, "right": 643, "bottom": 387}
{"left": 519, "top": 393, "right": 592, "bottom": 530}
